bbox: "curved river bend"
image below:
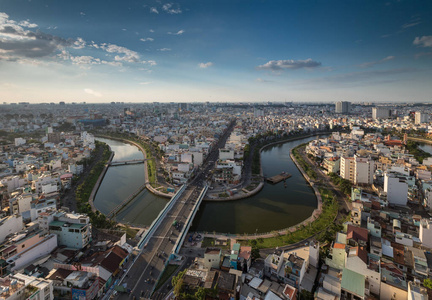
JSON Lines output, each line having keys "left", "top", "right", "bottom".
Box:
{"left": 95, "top": 136, "right": 319, "bottom": 234}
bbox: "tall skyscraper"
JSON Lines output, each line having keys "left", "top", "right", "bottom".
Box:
{"left": 335, "top": 101, "right": 351, "bottom": 114}
{"left": 372, "top": 107, "right": 391, "bottom": 120}
{"left": 415, "top": 111, "right": 429, "bottom": 124}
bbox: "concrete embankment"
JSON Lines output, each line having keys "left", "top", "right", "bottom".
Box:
{"left": 204, "top": 132, "right": 330, "bottom": 202}
{"left": 89, "top": 148, "right": 114, "bottom": 213}
{"left": 95, "top": 135, "right": 174, "bottom": 199}
{"left": 200, "top": 139, "right": 328, "bottom": 240}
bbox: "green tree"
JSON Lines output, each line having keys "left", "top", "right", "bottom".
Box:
{"left": 424, "top": 278, "right": 432, "bottom": 289}
{"left": 172, "top": 270, "right": 186, "bottom": 297}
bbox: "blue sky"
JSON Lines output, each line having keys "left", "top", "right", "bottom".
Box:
{"left": 0, "top": 0, "right": 432, "bottom": 103}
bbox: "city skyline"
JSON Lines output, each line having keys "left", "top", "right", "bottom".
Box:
{"left": 1, "top": 0, "right": 432, "bottom": 103}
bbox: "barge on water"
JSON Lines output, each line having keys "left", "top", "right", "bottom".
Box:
{"left": 266, "top": 172, "right": 292, "bottom": 184}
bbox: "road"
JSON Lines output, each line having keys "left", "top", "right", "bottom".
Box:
{"left": 61, "top": 142, "right": 107, "bottom": 212}
{"left": 108, "top": 120, "right": 236, "bottom": 299}
{"left": 115, "top": 186, "right": 204, "bottom": 299}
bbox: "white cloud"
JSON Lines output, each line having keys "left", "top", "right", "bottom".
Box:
{"left": 158, "top": 48, "right": 171, "bottom": 51}
{"left": 149, "top": 29, "right": 154, "bottom": 33}
{"left": 144, "top": 60, "right": 157, "bottom": 66}
{"left": 198, "top": 62, "right": 213, "bottom": 68}
{"left": 150, "top": 7, "right": 159, "bottom": 14}
{"left": 168, "top": 29, "right": 184, "bottom": 35}
{"left": 358, "top": 55, "right": 395, "bottom": 68}
{"left": 71, "top": 55, "right": 101, "bottom": 65}
{"left": 413, "top": 36, "right": 432, "bottom": 48}
{"left": 139, "top": 81, "right": 152, "bottom": 85}
{"left": 257, "top": 59, "right": 321, "bottom": 71}
{"left": 140, "top": 37, "right": 154, "bottom": 42}
{"left": 162, "top": 3, "right": 182, "bottom": 14}
{"left": 80, "top": 12, "right": 86, "bottom": 16}
{"left": 18, "top": 20, "right": 37, "bottom": 28}
{"left": 0, "top": 12, "right": 73, "bottom": 60}
{"left": 256, "top": 78, "right": 273, "bottom": 83}
{"left": 73, "top": 37, "right": 86, "bottom": 49}
{"left": 84, "top": 88, "right": 102, "bottom": 97}
{"left": 101, "top": 43, "right": 140, "bottom": 63}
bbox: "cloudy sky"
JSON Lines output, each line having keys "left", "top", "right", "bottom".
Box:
{"left": 1, "top": 0, "right": 432, "bottom": 103}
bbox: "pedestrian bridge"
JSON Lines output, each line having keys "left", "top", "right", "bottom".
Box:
{"left": 109, "top": 159, "right": 149, "bottom": 166}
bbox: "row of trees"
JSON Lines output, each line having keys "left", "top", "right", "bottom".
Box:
{"left": 328, "top": 172, "right": 352, "bottom": 196}
{"left": 75, "top": 141, "right": 116, "bottom": 228}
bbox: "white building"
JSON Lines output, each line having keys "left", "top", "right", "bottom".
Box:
{"left": 415, "top": 112, "right": 429, "bottom": 125}
{"left": 384, "top": 172, "right": 408, "bottom": 206}
{"left": 0, "top": 274, "right": 54, "bottom": 300}
{"left": 335, "top": 101, "right": 350, "bottom": 114}
{"left": 419, "top": 219, "right": 432, "bottom": 249}
{"left": 68, "top": 163, "right": 84, "bottom": 175}
{"left": 219, "top": 148, "right": 235, "bottom": 160}
{"left": 372, "top": 107, "right": 391, "bottom": 120}
{"left": 48, "top": 211, "right": 91, "bottom": 249}
{"left": 354, "top": 155, "right": 374, "bottom": 185}
{"left": 0, "top": 215, "right": 23, "bottom": 243}
{"left": 14, "top": 137, "right": 26, "bottom": 147}
{"left": 7, "top": 233, "right": 58, "bottom": 271}
{"left": 340, "top": 157, "right": 354, "bottom": 182}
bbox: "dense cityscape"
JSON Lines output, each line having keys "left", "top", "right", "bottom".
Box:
{"left": 0, "top": 102, "right": 431, "bottom": 300}
{"left": 2, "top": 0, "right": 432, "bottom": 299}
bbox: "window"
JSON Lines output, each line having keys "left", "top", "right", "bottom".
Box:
{"left": 22, "top": 245, "right": 25, "bottom": 248}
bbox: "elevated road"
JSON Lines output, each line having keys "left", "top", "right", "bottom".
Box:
{"left": 112, "top": 185, "right": 207, "bottom": 300}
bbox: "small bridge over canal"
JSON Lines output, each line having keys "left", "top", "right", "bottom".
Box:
{"left": 108, "top": 159, "right": 149, "bottom": 166}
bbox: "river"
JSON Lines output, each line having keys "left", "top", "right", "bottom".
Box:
{"left": 419, "top": 143, "right": 432, "bottom": 155}
{"left": 191, "top": 136, "right": 319, "bottom": 234}
{"left": 94, "top": 138, "right": 168, "bottom": 226}
{"left": 95, "top": 136, "right": 320, "bottom": 233}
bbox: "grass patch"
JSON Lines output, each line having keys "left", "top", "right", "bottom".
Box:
{"left": 292, "top": 144, "right": 317, "bottom": 180}
{"left": 238, "top": 187, "right": 338, "bottom": 249}
{"left": 121, "top": 226, "right": 138, "bottom": 239}
{"left": 154, "top": 264, "right": 179, "bottom": 291}
{"left": 201, "top": 237, "right": 215, "bottom": 248}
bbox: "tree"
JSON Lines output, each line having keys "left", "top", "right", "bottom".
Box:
{"left": 251, "top": 247, "right": 260, "bottom": 260}
{"left": 172, "top": 270, "right": 186, "bottom": 297}
{"left": 424, "top": 278, "right": 432, "bottom": 289}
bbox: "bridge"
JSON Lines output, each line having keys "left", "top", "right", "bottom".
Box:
{"left": 106, "top": 185, "right": 208, "bottom": 300}
{"left": 108, "top": 159, "right": 148, "bottom": 166}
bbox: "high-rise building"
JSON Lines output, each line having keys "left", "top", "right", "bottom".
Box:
{"left": 354, "top": 155, "right": 374, "bottom": 185}
{"left": 415, "top": 111, "right": 429, "bottom": 124}
{"left": 372, "top": 107, "right": 391, "bottom": 120}
{"left": 335, "top": 101, "right": 351, "bottom": 114}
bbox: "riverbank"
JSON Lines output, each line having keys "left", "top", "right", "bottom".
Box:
{"left": 204, "top": 132, "right": 331, "bottom": 201}
{"left": 196, "top": 142, "right": 339, "bottom": 244}
{"left": 95, "top": 135, "right": 174, "bottom": 199}
{"left": 88, "top": 148, "right": 114, "bottom": 213}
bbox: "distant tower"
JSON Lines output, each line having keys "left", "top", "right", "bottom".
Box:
{"left": 372, "top": 107, "right": 391, "bottom": 120}
{"left": 335, "top": 101, "right": 350, "bottom": 114}
{"left": 415, "top": 111, "right": 429, "bottom": 124}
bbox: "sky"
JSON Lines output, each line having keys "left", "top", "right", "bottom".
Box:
{"left": 0, "top": 0, "right": 432, "bottom": 103}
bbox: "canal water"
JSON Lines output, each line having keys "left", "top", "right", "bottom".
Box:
{"left": 94, "top": 138, "right": 168, "bottom": 226}
{"left": 191, "top": 136, "right": 318, "bottom": 234}
{"left": 419, "top": 143, "right": 432, "bottom": 155}
{"left": 95, "top": 136, "right": 319, "bottom": 233}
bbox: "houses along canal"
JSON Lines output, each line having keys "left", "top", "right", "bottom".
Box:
{"left": 94, "top": 136, "right": 319, "bottom": 233}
